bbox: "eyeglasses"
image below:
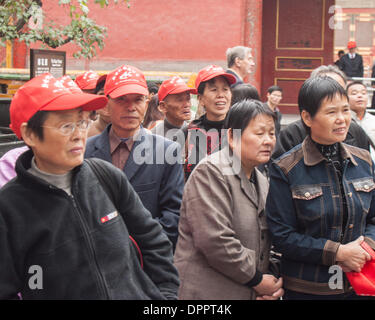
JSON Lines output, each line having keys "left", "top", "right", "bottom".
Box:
{"left": 42, "top": 119, "right": 91, "bottom": 136}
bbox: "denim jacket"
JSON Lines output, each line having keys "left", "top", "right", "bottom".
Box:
{"left": 266, "top": 135, "right": 375, "bottom": 295}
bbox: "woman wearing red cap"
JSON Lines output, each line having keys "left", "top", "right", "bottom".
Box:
{"left": 184, "top": 65, "right": 236, "bottom": 180}
{"left": 0, "top": 73, "right": 179, "bottom": 299}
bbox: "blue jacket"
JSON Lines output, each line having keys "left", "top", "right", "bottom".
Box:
{"left": 266, "top": 136, "right": 375, "bottom": 295}
{"left": 85, "top": 126, "right": 184, "bottom": 248}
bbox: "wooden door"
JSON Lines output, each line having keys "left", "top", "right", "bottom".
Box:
{"left": 261, "top": 0, "right": 335, "bottom": 114}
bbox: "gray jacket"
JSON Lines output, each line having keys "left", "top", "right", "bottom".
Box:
{"left": 175, "top": 147, "right": 271, "bottom": 300}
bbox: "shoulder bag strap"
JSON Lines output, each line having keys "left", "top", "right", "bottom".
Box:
{"left": 85, "top": 158, "right": 143, "bottom": 269}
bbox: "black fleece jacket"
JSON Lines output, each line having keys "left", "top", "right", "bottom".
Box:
{"left": 0, "top": 150, "right": 179, "bottom": 300}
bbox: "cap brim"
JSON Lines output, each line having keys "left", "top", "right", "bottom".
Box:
{"left": 107, "top": 84, "right": 149, "bottom": 98}
{"left": 208, "top": 72, "right": 237, "bottom": 85}
{"left": 168, "top": 86, "right": 197, "bottom": 97}
{"left": 75, "top": 79, "right": 97, "bottom": 90}
{"left": 41, "top": 92, "right": 108, "bottom": 112}
{"left": 224, "top": 73, "right": 237, "bottom": 85}
{"left": 81, "top": 82, "right": 97, "bottom": 90}
{"left": 196, "top": 72, "right": 237, "bottom": 90}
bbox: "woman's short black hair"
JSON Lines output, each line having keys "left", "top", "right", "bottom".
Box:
{"left": 26, "top": 110, "right": 49, "bottom": 141}
{"left": 147, "top": 81, "right": 159, "bottom": 95}
{"left": 298, "top": 76, "right": 348, "bottom": 118}
{"left": 231, "top": 84, "right": 260, "bottom": 105}
{"left": 197, "top": 76, "right": 231, "bottom": 95}
{"left": 224, "top": 99, "right": 276, "bottom": 136}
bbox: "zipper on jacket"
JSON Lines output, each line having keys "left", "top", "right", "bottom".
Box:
{"left": 329, "top": 160, "right": 348, "bottom": 242}
{"left": 340, "top": 160, "right": 351, "bottom": 243}
{"left": 70, "top": 195, "right": 110, "bottom": 299}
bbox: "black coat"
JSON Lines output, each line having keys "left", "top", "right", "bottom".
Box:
{"left": 338, "top": 53, "right": 364, "bottom": 78}
{"left": 184, "top": 114, "right": 226, "bottom": 180}
{"left": 226, "top": 69, "right": 243, "bottom": 88}
{"left": 0, "top": 150, "right": 179, "bottom": 299}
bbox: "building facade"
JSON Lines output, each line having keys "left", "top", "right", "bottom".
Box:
{"left": 1, "top": 0, "right": 339, "bottom": 113}
{"left": 334, "top": 0, "right": 375, "bottom": 77}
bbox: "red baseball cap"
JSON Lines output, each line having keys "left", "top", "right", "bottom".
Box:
{"left": 59, "top": 75, "right": 84, "bottom": 94}
{"left": 158, "top": 76, "right": 196, "bottom": 101}
{"left": 347, "top": 41, "right": 357, "bottom": 49}
{"left": 104, "top": 65, "right": 149, "bottom": 98}
{"left": 195, "top": 65, "right": 236, "bottom": 91}
{"left": 74, "top": 71, "right": 100, "bottom": 90}
{"left": 10, "top": 73, "right": 108, "bottom": 139}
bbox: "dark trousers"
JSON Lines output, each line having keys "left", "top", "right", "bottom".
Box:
{"left": 284, "top": 289, "right": 374, "bottom": 300}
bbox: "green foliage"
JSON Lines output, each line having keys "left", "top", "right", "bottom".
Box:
{"left": 0, "top": 0, "right": 131, "bottom": 59}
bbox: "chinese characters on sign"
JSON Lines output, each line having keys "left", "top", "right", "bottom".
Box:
{"left": 30, "top": 49, "right": 66, "bottom": 79}
{"left": 276, "top": 57, "right": 322, "bottom": 71}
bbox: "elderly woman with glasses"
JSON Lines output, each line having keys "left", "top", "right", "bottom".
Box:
{"left": 0, "top": 74, "right": 179, "bottom": 299}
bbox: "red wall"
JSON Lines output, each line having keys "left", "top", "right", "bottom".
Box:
{"left": 29, "top": 0, "right": 248, "bottom": 70}
{"left": 8, "top": 0, "right": 266, "bottom": 89}
{"left": 92, "top": 0, "right": 244, "bottom": 61}
{"left": 11, "top": 0, "right": 335, "bottom": 99}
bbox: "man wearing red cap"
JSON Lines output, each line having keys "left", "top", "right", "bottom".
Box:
{"left": 74, "top": 70, "right": 100, "bottom": 94}
{"left": 0, "top": 73, "right": 179, "bottom": 299}
{"left": 75, "top": 71, "right": 107, "bottom": 123}
{"left": 338, "top": 41, "right": 364, "bottom": 79}
{"left": 151, "top": 76, "right": 195, "bottom": 144}
{"left": 85, "top": 65, "right": 184, "bottom": 250}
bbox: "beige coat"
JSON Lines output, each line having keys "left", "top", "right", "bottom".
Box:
{"left": 174, "top": 147, "right": 271, "bottom": 300}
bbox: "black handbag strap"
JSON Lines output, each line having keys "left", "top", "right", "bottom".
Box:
{"left": 85, "top": 158, "right": 119, "bottom": 207}
{"left": 85, "top": 158, "right": 143, "bottom": 268}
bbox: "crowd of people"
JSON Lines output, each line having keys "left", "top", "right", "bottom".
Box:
{"left": 0, "top": 44, "right": 375, "bottom": 300}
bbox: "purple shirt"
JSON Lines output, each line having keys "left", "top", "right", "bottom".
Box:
{"left": 0, "top": 146, "right": 29, "bottom": 188}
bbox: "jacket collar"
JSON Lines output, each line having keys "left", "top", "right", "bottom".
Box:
{"left": 222, "top": 147, "right": 268, "bottom": 215}
{"left": 92, "top": 124, "right": 149, "bottom": 156}
{"left": 123, "top": 128, "right": 152, "bottom": 181}
{"left": 302, "top": 135, "right": 358, "bottom": 166}
{"left": 16, "top": 148, "right": 82, "bottom": 190}
{"left": 91, "top": 124, "right": 112, "bottom": 160}
{"left": 226, "top": 68, "right": 243, "bottom": 81}
{"left": 91, "top": 125, "right": 152, "bottom": 180}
